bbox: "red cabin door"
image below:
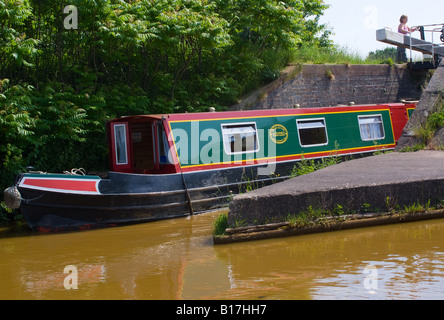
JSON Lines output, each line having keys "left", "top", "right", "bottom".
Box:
{"left": 110, "top": 122, "right": 132, "bottom": 172}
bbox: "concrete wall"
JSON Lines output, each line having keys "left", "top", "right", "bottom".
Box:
{"left": 227, "top": 151, "right": 444, "bottom": 228}
{"left": 396, "top": 60, "right": 444, "bottom": 149}
{"left": 234, "top": 64, "right": 429, "bottom": 110}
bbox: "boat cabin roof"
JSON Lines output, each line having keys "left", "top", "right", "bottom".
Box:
{"left": 109, "top": 103, "right": 414, "bottom": 124}
{"left": 107, "top": 103, "right": 416, "bottom": 175}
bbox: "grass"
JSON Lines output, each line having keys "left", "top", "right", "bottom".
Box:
{"left": 287, "top": 199, "right": 441, "bottom": 230}
{"left": 291, "top": 45, "right": 392, "bottom": 65}
{"left": 287, "top": 206, "right": 329, "bottom": 228}
{"left": 400, "top": 96, "right": 444, "bottom": 151}
{"left": 290, "top": 153, "right": 341, "bottom": 178}
{"left": 214, "top": 196, "right": 444, "bottom": 237}
{"left": 213, "top": 212, "right": 228, "bottom": 236}
{"left": 402, "top": 200, "right": 431, "bottom": 215}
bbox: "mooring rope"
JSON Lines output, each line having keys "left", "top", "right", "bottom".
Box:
{"left": 63, "top": 168, "right": 86, "bottom": 175}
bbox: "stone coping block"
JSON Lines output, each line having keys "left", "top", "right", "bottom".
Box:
{"left": 228, "top": 151, "right": 444, "bottom": 227}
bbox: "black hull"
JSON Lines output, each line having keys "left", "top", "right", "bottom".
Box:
{"left": 18, "top": 189, "right": 190, "bottom": 232}
{"left": 16, "top": 161, "right": 292, "bottom": 232}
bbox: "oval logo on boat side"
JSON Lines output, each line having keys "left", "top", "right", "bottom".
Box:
{"left": 270, "top": 124, "right": 288, "bottom": 144}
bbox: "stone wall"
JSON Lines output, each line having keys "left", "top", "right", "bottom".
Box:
{"left": 396, "top": 60, "right": 444, "bottom": 150}
{"left": 233, "top": 64, "right": 430, "bottom": 110}
{"left": 227, "top": 151, "right": 444, "bottom": 229}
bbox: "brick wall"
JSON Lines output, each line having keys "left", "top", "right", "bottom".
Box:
{"left": 237, "top": 64, "right": 429, "bottom": 110}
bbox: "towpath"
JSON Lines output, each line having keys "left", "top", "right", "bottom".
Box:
{"left": 228, "top": 151, "right": 444, "bottom": 228}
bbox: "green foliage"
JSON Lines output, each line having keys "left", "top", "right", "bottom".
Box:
{"left": 403, "top": 201, "right": 430, "bottom": 215}
{"left": 292, "top": 45, "right": 365, "bottom": 65}
{"left": 213, "top": 212, "right": 229, "bottom": 236}
{"left": 367, "top": 48, "right": 397, "bottom": 64}
{"left": 428, "top": 102, "right": 444, "bottom": 131}
{"left": 412, "top": 99, "right": 444, "bottom": 147}
{"left": 290, "top": 155, "right": 341, "bottom": 178}
{"left": 288, "top": 205, "right": 327, "bottom": 228}
{"left": 292, "top": 45, "right": 399, "bottom": 66}
{"left": 0, "top": 80, "right": 35, "bottom": 189}
{"left": 0, "top": 0, "right": 332, "bottom": 223}
{"left": 1, "top": 0, "right": 330, "bottom": 111}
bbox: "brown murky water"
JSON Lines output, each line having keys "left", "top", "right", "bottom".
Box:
{"left": 1, "top": 210, "right": 444, "bottom": 300}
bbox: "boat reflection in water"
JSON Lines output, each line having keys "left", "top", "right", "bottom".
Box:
{"left": 2, "top": 210, "right": 444, "bottom": 300}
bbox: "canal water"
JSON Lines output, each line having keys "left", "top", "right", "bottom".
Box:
{"left": 1, "top": 210, "right": 444, "bottom": 300}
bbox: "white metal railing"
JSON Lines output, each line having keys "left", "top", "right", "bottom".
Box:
{"left": 408, "top": 24, "right": 444, "bottom": 63}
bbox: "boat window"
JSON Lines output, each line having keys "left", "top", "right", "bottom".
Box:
{"left": 114, "top": 124, "right": 128, "bottom": 165}
{"left": 221, "top": 122, "right": 259, "bottom": 155}
{"left": 297, "top": 118, "right": 328, "bottom": 147}
{"left": 358, "top": 115, "right": 385, "bottom": 141}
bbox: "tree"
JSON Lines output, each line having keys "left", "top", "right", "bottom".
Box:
{"left": 367, "top": 47, "right": 398, "bottom": 62}
{"left": 0, "top": 0, "right": 332, "bottom": 224}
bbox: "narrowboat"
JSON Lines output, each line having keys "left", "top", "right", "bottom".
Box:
{"left": 4, "top": 103, "right": 416, "bottom": 232}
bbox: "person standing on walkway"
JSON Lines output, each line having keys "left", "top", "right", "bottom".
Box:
{"left": 397, "top": 15, "right": 418, "bottom": 63}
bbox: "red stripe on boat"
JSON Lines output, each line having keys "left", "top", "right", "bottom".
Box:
{"left": 21, "top": 178, "right": 99, "bottom": 193}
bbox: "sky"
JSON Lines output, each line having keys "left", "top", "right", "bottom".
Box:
{"left": 319, "top": 0, "right": 444, "bottom": 59}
